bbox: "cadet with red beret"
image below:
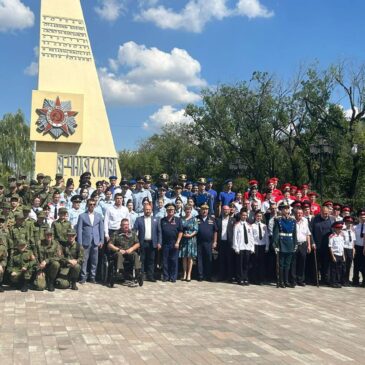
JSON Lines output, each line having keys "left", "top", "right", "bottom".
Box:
{"left": 328, "top": 221, "right": 346, "bottom": 288}
{"left": 342, "top": 216, "right": 355, "bottom": 286}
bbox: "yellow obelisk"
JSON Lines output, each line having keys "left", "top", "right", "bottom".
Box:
{"left": 30, "top": 0, "right": 120, "bottom": 183}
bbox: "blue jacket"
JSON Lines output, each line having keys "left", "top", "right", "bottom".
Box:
{"left": 77, "top": 212, "right": 104, "bottom": 247}
{"left": 133, "top": 216, "right": 161, "bottom": 248}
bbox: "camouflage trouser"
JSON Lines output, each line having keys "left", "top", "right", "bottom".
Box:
{"left": 0, "top": 268, "right": 4, "bottom": 283}
{"left": 33, "top": 261, "right": 61, "bottom": 290}
{"left": 115, "top": 251, "right": 141, "bottom": 271}
{"left": 56, "top": 264, "right": 81, "bottom": 289}
{"left": 9, "top": 269, "right": 33, "bottom": 284}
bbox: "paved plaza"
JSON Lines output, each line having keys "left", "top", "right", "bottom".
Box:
{"left": 0, "top": 281, "right": 364, "bottom": 365}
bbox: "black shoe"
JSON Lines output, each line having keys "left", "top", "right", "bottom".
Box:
{"left": 146, "top": 277, "right": 156, "bottom": 282}
{"left": 71, "top": 282, "right": 78, "bottom": 290}
{"left": 331, "top": 283, "right": 341, "bottom": 288}
{"left": 0, "top": 285, "right": 4, "bottom": 293}
{"left": 286, "top": 283, "right": 295, "bottom": 288}
{"left": 21, "top": 284, "right": 29, "bottom": 292}
{"left": 186, "top": 279, "right": 191, "bottom": 282}
{"left": 238, "top": 281, "right": 244, "bottom": 285}
{"left": 297, "top": 282, "right": 306, "bottom": 287}
{"left": 197, "top": 278, "right": 203, "bottom": 282}
{"left": 48, "top": 283, "right": 55, "bottom": 292}
{"left": 244, "top": 281, "right": 250, "bottom": 286}
{"left": 138, "top": 274, "right": 144, "bottom": 287}
{"left": 79, "top": 279, "right": 86, "bottom": 284}
{"left": 89, "top": 278, "right": 96, "bottom": 284}
{"left": 162, "top": 278, "right": 168, "bottom": 282}
{"left": 279, "top": 283, "right": 286, "bottom": 288}
{"left": 170, "top": 279, "right": 176, "bottom": 283}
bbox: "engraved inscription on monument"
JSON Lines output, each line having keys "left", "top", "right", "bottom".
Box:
{"left": 41, "top": 15, "right": 92, "bottom": 62}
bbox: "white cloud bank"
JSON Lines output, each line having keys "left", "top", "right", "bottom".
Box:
{"left": 94, "top": 0, "right": 126, "bottom": 21}
{"left": 0, "top": 0, "right": 34, "bottom": 32}
{"left": 144, "top": 105, "right": 192, "bottom": 128}
{"left": 24, "top": 46, "right": 39, "bottom": 76}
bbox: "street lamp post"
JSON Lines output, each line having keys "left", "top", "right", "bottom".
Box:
{"left": 309, "top": 137, "right": 334, "bottom": 199}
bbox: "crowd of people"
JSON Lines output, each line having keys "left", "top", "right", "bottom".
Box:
{"left": 0, "top": 171, "right": 363, "bottom": 292}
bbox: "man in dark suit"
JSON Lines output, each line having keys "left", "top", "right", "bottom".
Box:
{"left": 217, "top": 205, "right": 236, "bottom": 282}
{"left": 77, "top": 198, "right": 104, "bottom": 283}
{"left": 133, "top": 203, "right": 160, "bottom": 282}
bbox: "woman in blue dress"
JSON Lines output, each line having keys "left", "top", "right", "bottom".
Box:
{"left": 179, "top": 205, "right": 198, "bottom": 282}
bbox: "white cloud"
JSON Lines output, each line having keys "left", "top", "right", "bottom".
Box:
{"left": 136, "top": 0, "right": 273, "bottom": 32}
{"left": 149, "top": 105, "right": 193, "bottom": 126}
{"left": 95, "top": 0, "right": 126, "bottom": 21}
{"left": 236, "top": 0, "right": 273, "bottom": 18}
{"left": 24, "top": 61, "right": 38, "bottom": 76}
{"left": 99, "top": 41, "right": 205, "bottom": 106}
{"left": 0, "top": 0, "right": 34, "bottom": 32}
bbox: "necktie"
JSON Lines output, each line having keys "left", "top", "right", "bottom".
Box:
{"left": 243, "top": 223, "right": 248, "bottom": 244}
{"left": 259, "top": 223, "right": 263, "bottom": 240}
{"left": 348, "top": 230, "right": 352, "bottom": 242}
{"left": 361, "top": 224, "right": 364, "bottom": 238}
{"left": 54, "top": 205, "right": 58, "bottom": 219}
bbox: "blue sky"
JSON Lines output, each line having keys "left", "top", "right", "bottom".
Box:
{"left": 0, "top": 0, "right": 364, "bottom": 151}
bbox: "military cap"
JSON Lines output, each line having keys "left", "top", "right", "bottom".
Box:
{"left": 185, "top": 180, "right": 192, "bottom": 185}
{"left": 278, "top": 202, "right": 290, "bottom": 210}
{"left": 301, "top": 200, "right": 311, "bottom": 208}
{"left": 307, "top": 191, "right": 318, "bottom": 197}
{"left": 206, "top": 178, "right": 214, "bottom": 183}
{"left": 165, "top": 202, "right": 176, "bottom": 210}
{"left": 157, "top": 183, "right": 167, "bottom": 191}
{"left": 58, "top": 207, "right": 68, "bottom": 215}
{"left": 37, "top": 211, "right": 46, "bottom": 218}
{"left": 22, "top": 206, "right": 31, "bottom": 212}
{"left": 17, "top": 239, "right": 27, "bottom": 247}
{"left": 290, "top": 185, "right": 298, "bottom": 191}
{"left": 301, "top": 184, "right": 309, "bottom": 190}
{"left": 291, "top": 200, "right": 302, "bottom": 208}
{"left": 137, "top": 177, "right": 145, "bottom": 183}
{"left": 333, "top": 203, "right": 342, "bottom": 210}
{"left": 271, "top": 177, "right": 279, "bottom": 182}
{"left": 0, "top": 182, "right": 4, "bottom": 188}
{"left": 80, "top": 182, "right": 91, "bottom": 188}
{"left": 197, "top": 177, "right": 206, "bottom": 184}
{"left": 267, "top": 178, "right": 276, "bottom": 185}
{"left": 358, "top": 209, "right": 365, "bottom": 217}
{"left": 2, "top": 202, "right": 10, "bottom": 209}
{"left": 8, "top": 175, "right": 16, "bottom": 181}
{"left": 109, "top": 175, "right": 118, "bottom": 180}
{"left": 179, "top": 174, "right": 187, "bottom": 182}
{"left": 342, "top": 206, "right": 351, "bottom": 212}
{"left": 81, "top": 171, "right": 91, "bottom": 178}
{"left": 343, "top": 216, "right": 354, "bottom": 223}
{"left": 248, "top": 179, "right": 258, "bottom": 187}
{"left": 36, "top": 173, "right": 45, "bottom": 178}
{"left": 322, "top": 200, "right": 333, "bottom": 207}
{"left": 200, "top": 203, "right": 209, "bottom": 209}
{"left": 55, "top": 173, "right": 63, "bottom": 179}
{"left": 129, "top": 179, "right": 136, "bottom": 185}
{"left": 144, "top": 175, "right": 152, "bottom": 183}
{"left": 14, "top": 212, "right": 24, "bottom": 219}
{"left": 44, "top": 228, "right": 53, "bottom": 235}
{"left": 96, "top": 181, "right": 103, "bottom": 187}
{"left": 281, "top": 183, "right": 291, "bottom": 191}
{"left": 18, "top": 173, "right": 27, "bottom": 179}
{"left": 159, "top": 173, "right": 169, "bottom": 181}
{"left": 10, "top": 194, "right": 20, "bottom": 201}
{"left": 67, "top": 228, "right": 77, "bottom": 236}
{"left": 173, "top": 182, "right": 183, "bottom": 189}
{"left": 16, "top": 179, "right": 24, "bottom": 185}
{"left": 71, "top": 195, "right": 82, "bottom": 203}
{"left": 0, "top": 215, "right": 5, "bottom": 221}
{"left": 224, "top": 179, "right": 233, "bottom": 184}
{"left": 120, "top": 178, "right": 129, "bottom": 186}
{"left": 43, "top": 176, "right": 52, "bottom": 183}
{"left": 331, "top": 221, "right": 343, "bottom": 229}
{"left": 142, "top": 197, "right": 150, "bottom": 204}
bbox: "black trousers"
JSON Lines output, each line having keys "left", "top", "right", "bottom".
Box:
{"left": 330, "top": 255, "right": 343, "bottom": 285}
{"left": 197, "top": 241, "right": 213, "bottom": 280}
{"left": 342, "top": 248, "right": 353, "bottom": 284}
{"left": 318, "top": 246, "right": 330, "bottom": 284}
{"left": 218, "top": 240, "right": 234, "bottom": 281}
{"left": 140, "top": 240, "right": 156, "bottom": 279}
{"left": 236, "top": 250, "right": 251, "bottom": 282}
{"left": 290, "top": 242, "right": 307, "bottom": 284}
{"left": 266, "top": 238, "right": 276, "bottom": 282}
{"left": 253, "top": 245, "right": 266, "bottom": 284}
{"left": 352, "top": 245, "right": 365, "bottom": 284}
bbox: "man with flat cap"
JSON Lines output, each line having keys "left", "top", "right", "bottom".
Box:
{"left": 68, "top": 195, "right": 83, "bottom": 229}
{"left": 158, "top": 203, "right": 183, "bottom": 282}
{"left": 273, "top": 202, "right": 297, "bottom": 288}
{"left": 133, "top": 177, "right": 152, "bottom": 216}
{"left": 194, "top": 178, "right": 214, "bottom": 216}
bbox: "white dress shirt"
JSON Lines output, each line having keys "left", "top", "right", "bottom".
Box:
{"left": 296, "top": 218, "right": 311, "bottom": 243}
{"left": 221, "top": 216, "right": 229, "bottom": 240}
{"left": 104, "top": 204, "right": 129, "bottom": 237}
{"left": 144, "top": 216, "right": 152, "bottom": 240}
{"left": 88, "top": 212, "right": 95, "bottom": 226}
{"left": 354, "top": 223, "right": 365, "bottom": 247}
{"left": 252, "top": 221, "right": 269, "bottom": 249}
{"left": 232, "top": 221, "right": 254, "bottom": 253}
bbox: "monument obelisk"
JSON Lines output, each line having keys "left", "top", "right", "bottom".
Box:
{"left": 30, "top": 0, "right": 120, "bottom": 183}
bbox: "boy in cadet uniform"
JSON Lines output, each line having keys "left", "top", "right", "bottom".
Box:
{"left": 0, "top": 234, "right": 8, "bottom": 292}
{"left": 57, "top": 229, "right": 83, "bottom": 290}
{"left": 232, "top": 208, "right": 254, "bottom": 285}
{"left": 7, "top": 239, "right": 36, "bottom": 292}
{"left": 34, "top": 229, "right": 62, "bottom": 291}
{"left": 328, "top": 221, "right": 346, "bottom": 288}
{"left": 342, "top": 216, "right": 355, "bottom": 287}
{"left": 52, "top": 207, "right": 71, "bottom": 246}
{"left": 273, "top": 202, "right": 297, "bottom": 288}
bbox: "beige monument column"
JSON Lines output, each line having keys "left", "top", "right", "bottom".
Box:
{"left": 30, "top": 0, "right": 121, "bottom": 184}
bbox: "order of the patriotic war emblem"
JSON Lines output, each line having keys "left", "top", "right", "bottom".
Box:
{"left": 36, "top": 96, "right": 78, "bottom": 139}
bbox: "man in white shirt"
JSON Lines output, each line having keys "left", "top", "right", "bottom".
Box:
{"left": 353, "top": 209, "right": 365, "bottom": 286}
{"left": 290, "top": 208, "right": 311, "bottom": 286}
{"left": 104, "top": 193, "right": 129, "bottom": 241}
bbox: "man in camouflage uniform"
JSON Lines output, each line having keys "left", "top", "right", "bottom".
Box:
{"left": 7, "top": 239, "right": 36, "bottom": 292}
{"left": 32, "top": 211, "right": 49, "bottom": 243}
{"left": 57, "top": 229, "right": 83, "bottom": 290}
{"left": 0, "top": 233, "right": 8, "bottom": 292}
{"left": 8, "top": 195, "right": 22, "bottom": 221}
{"left": 1, "top": 202, "right": 13, "bottom": 229}
{"left": 107, "top": 218, "right": 142, "bottom": 287}
{"left": 0, "top": 214, "right": 9, "bottom": 236}
{"left": 38, "top": 176, "right": 54, "bottom": 208}
{"left": 52, "top": 208, "right": 71, "bottom": 246}
{"left": 0, "top": 183, "right": 5, "bottom": 203}
{"left": 34, "top": 229, "right": 62, "bottom": 291}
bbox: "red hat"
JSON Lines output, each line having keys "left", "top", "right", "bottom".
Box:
{"left": 342, "top": 206, "right": 351, "bottom": 212}
{"left": 308, "top": 192, "right": 318, "bottom": 197}
{"left": 291, "top": 200, "right": 302, "bottom": 208}
{"left": 249, "top": 180, "right": 258, "bottom": 187}
{"left": 323, "top": 201, "right": 333, "bottom": 207}
{"left": 290, "top": 185, "right": 298, "bottom": 191}
{"left": 295, "top": 190, "right": 302, "bottom": 194}
{"left": 343, "top": 216, "right": 353, "bottom": 223}
{"left": 281, "top": 183, "right": 291, "bottom": 191}
{"left": 267, "top": 178, "right": 276, "bottom": 185}
{"left": 358, "top": 209, "right": 365, "bottom": 217}
{"left": 333, "top": 203, "right": 342, "bottom": 210}
{"left": 271, "top": 177, "right": 279, "bottom": 182}
{"left": 332, "top": 221, "right": 343, "bottom": 229}
{"left": 301, "top": 201, "right": 311, "bottom": 208}
{"left": 301, "top": 184, "right": 309, "bottom": 190}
